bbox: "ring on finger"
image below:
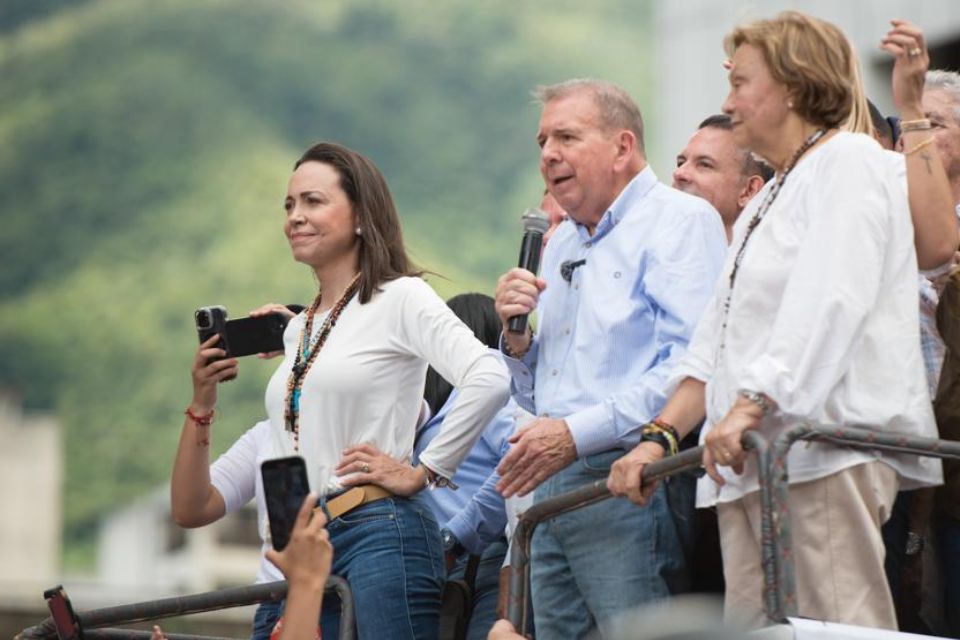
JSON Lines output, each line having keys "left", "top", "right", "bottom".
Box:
{"left": 908, "top": 47, "right": 922, "bottom": 57}
{"left": 360, "top": 463, "right": 370, "bottom": 473}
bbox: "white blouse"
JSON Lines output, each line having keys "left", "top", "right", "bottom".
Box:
{"left": 670, "top": 132, "right": 943, "bottom": 507}
{"left": 263, "top": 276, "right": 511, "bottom": 494}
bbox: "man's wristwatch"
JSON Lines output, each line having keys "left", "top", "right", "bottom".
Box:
{"left": 420, "top": 463, "right": 459, "bottom": 490}
{"left": 441, "top": 527, "right": 467, "bottom": 557}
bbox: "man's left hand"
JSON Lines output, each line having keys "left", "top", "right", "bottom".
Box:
{"left": 496, "top": 417, "right": 577, "bottom": 498}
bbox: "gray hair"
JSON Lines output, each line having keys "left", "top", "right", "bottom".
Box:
{"left": 925, "top": 69, "right": 960, "bottom": 122}
{"left": 533, "top": 78, "right": 645, "bottom": 152}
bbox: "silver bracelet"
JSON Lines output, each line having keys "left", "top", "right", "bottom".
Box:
{"left": 738, "top": 389, "right": 772, "bottom": 415}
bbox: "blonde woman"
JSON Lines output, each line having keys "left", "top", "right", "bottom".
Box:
{"left": 609, "top": 12, "right": 941, "bottom": 629}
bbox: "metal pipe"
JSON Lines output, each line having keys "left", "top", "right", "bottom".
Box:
{"left": 506, "top": 446, "right": 705, "bottom": 633}
{"left": 20, "top": 576, "right": 355, "bottom": 640}
{"left": 765, "top": 423, "right": 960, "bottom": 621}
{"left": 84, "top": 631, "right": 235, "bottom": 640}
{"left": 737, "top": 431, "right": 783, "bottom": 623}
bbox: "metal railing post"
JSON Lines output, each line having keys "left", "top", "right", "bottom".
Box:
{"left": 19, "top": 576, "right": 355, "bottom": 640}
{"left": 762, "top": 423, "right": 960, "bottom": 625}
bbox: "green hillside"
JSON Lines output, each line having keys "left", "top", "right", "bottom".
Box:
{"left": 0, "top": 0, "right": 652, "bottom": 568}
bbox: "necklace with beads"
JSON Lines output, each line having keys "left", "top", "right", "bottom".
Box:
{"left": 718, "top": 128, "right": 827, "bottom": 354}
{"left": 284, "top": 272, "right": 361, "bottom": 450}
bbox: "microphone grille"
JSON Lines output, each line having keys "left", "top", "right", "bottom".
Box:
{"left": 521, "top": 207, "right": 550, "bottom": 234}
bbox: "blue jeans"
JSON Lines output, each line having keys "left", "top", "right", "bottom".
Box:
{"left": 319, "top": 494, "right": 445, "bottom": 639}
{"left": 530, "top": 450, "right": 692, "bottom": 640}
{"left": 251, "top": 599, "right": 283, "bottom": 640}
{"left": 448, "top": 537, "right": 509, "bottom": 640}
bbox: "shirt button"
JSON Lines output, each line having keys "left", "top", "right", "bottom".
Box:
{"left": 565, "top": 328, "right": 571, "bottom": 335}
{"left": 552, "top": 369, "right": 559, "bottom": 376}
{"left": 574, "top": 284, "right": 579, "bottom": 290}
{"left": 585, "top": 242, "right": 592, "bottom": 248}
{"left": 614, "top": 271, "right": 622, "bottom": 279}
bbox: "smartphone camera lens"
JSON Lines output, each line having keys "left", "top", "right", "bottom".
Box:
{"left": 196, "top": 310, "right": 213, "bottom": 330}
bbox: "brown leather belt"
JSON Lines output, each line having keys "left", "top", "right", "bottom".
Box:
{"left": 321, "top": 484, "right": 393, "bottom": 520}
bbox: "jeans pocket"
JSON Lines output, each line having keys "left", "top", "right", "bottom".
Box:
{"left": 413, "top": 505, "right": 444, "bottom": 581}
{"left": 328, "top": 499, "right": 396, "bottom": 530}
{"left": 581, "top": 449, "right": 626, "bottom": 476}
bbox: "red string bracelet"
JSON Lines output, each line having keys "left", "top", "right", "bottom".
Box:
{"left": 185, "top": 407, "right": 215, "bottom": 427}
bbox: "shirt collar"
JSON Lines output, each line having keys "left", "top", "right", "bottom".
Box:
{"left": 574, "top": 166, "right": 658, "bottom": 243}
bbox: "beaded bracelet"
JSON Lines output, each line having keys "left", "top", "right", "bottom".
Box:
{"left": 641, "top": 420, "right": 680, "bottom": 456}
{"left": 651, "top": 417, "right": 680, "bottom": 442}
{"left": 501, "top": 329, "right": 533, "bottom": 359}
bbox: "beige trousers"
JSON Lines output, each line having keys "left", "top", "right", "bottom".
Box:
{"left": 717, "top": 461, "right": 899, "bottom": 630}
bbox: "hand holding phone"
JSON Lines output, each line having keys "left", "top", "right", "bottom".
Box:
{"left": 195, "top": 305, "right": 295, "bottom": 359}
{"left": 264, "top": 492, "right": 332, "bottom": 588}
{"left": 262, "top": 456, "right": 312, "bottom": 551}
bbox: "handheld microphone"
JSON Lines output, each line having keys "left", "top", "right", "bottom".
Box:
{"left": 507, "top": 208, "right": 550, "bottom": 334}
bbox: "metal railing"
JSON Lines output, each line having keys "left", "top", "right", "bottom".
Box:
{"left": 18, "top": 576, "right": 355, "bottom": 640}
{"left": 505, "top": 425, "right": 960, "bottom": 634}
{"left": 759, "top": 423, "right": 960, "bottom": 622}
{"left": 21, "top": 426, "right": 960, "bottom": 639}
{"left": 505, "top": 445, "right": 707, "bottom": 634}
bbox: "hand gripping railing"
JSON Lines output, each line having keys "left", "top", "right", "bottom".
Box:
{"left": 18, "top": 576, "right": 355, "bottom": 640}
{"left": 759, "top": 423, "right": 960, "bottom": 623}
{"left": 505, "top": 445, "right": 710, "bottom": 635}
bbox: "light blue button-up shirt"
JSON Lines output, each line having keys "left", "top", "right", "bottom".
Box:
{"left": 503, "top": 167, "right": 727, "bottom": 457}
{"left": 413, "top": 385, "right": 518, "bottom": 555}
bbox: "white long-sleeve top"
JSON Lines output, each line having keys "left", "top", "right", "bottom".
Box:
{"left": 670, "top": 132, "right": 943, "bottom": 507}
{"left": 264, "top": 276, "right": 511, "bottom": 493}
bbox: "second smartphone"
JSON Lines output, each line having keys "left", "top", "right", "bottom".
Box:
{"left": 261, "top": 455, "right": 311, "bottom": 551}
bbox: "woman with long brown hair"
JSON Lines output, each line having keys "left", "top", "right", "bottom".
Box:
{"left": 171, "top": 142, "right": 510, "bottom": 639}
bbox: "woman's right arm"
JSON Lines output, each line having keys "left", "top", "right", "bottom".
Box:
{"left": 170, "top": 335, "right": 238, "bottom": 528}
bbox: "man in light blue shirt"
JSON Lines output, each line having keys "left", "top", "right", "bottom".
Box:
{"left": 494, "top": 79, "right": 727, "bottom": 638}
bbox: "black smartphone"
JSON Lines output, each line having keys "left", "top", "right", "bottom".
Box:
{"left": 43, "top": 585, "right": 84, "bottom": 640}
{"left": 195, "top": 305, "right": 230, "bottom": 354}
{"left": 224, "top": 313, "right": 288, "bottom": 357}
{"left": 261, "top": 455, "right": 311, "bottom": 551}
{"left": 195, "top": 306, "right": 293, "bottom": 358}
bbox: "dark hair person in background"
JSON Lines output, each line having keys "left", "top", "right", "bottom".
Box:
{"left": 673, "top": 114, "right": 772, "bottom": 242}
{"left": 609, "top": 11, "right": 941, "bottom": 630}
{"left": 171, "top": 142, "right": 509, "bottom": 640}
{"left": 415, "top": 293, "right": 519, "bottom": 640}
{"left": 868, "top": 99, "right": 897, "bottom": 150}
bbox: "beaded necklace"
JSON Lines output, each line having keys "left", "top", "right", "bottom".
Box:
{"left": 718, "top": 128, "right": 827, "bottom": 353}
{"left": 284, "top": 272, "right": 362, "bottom": 450}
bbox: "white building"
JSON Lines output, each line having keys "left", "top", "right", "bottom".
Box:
{"left": 96, "top": 488, "right": 262, "bottom": 596}
{"left": 0, "top": 392, "right": 61, "bottom": 598}
{"left": 650, "top": 0, "right": 960, "bottom": 176}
